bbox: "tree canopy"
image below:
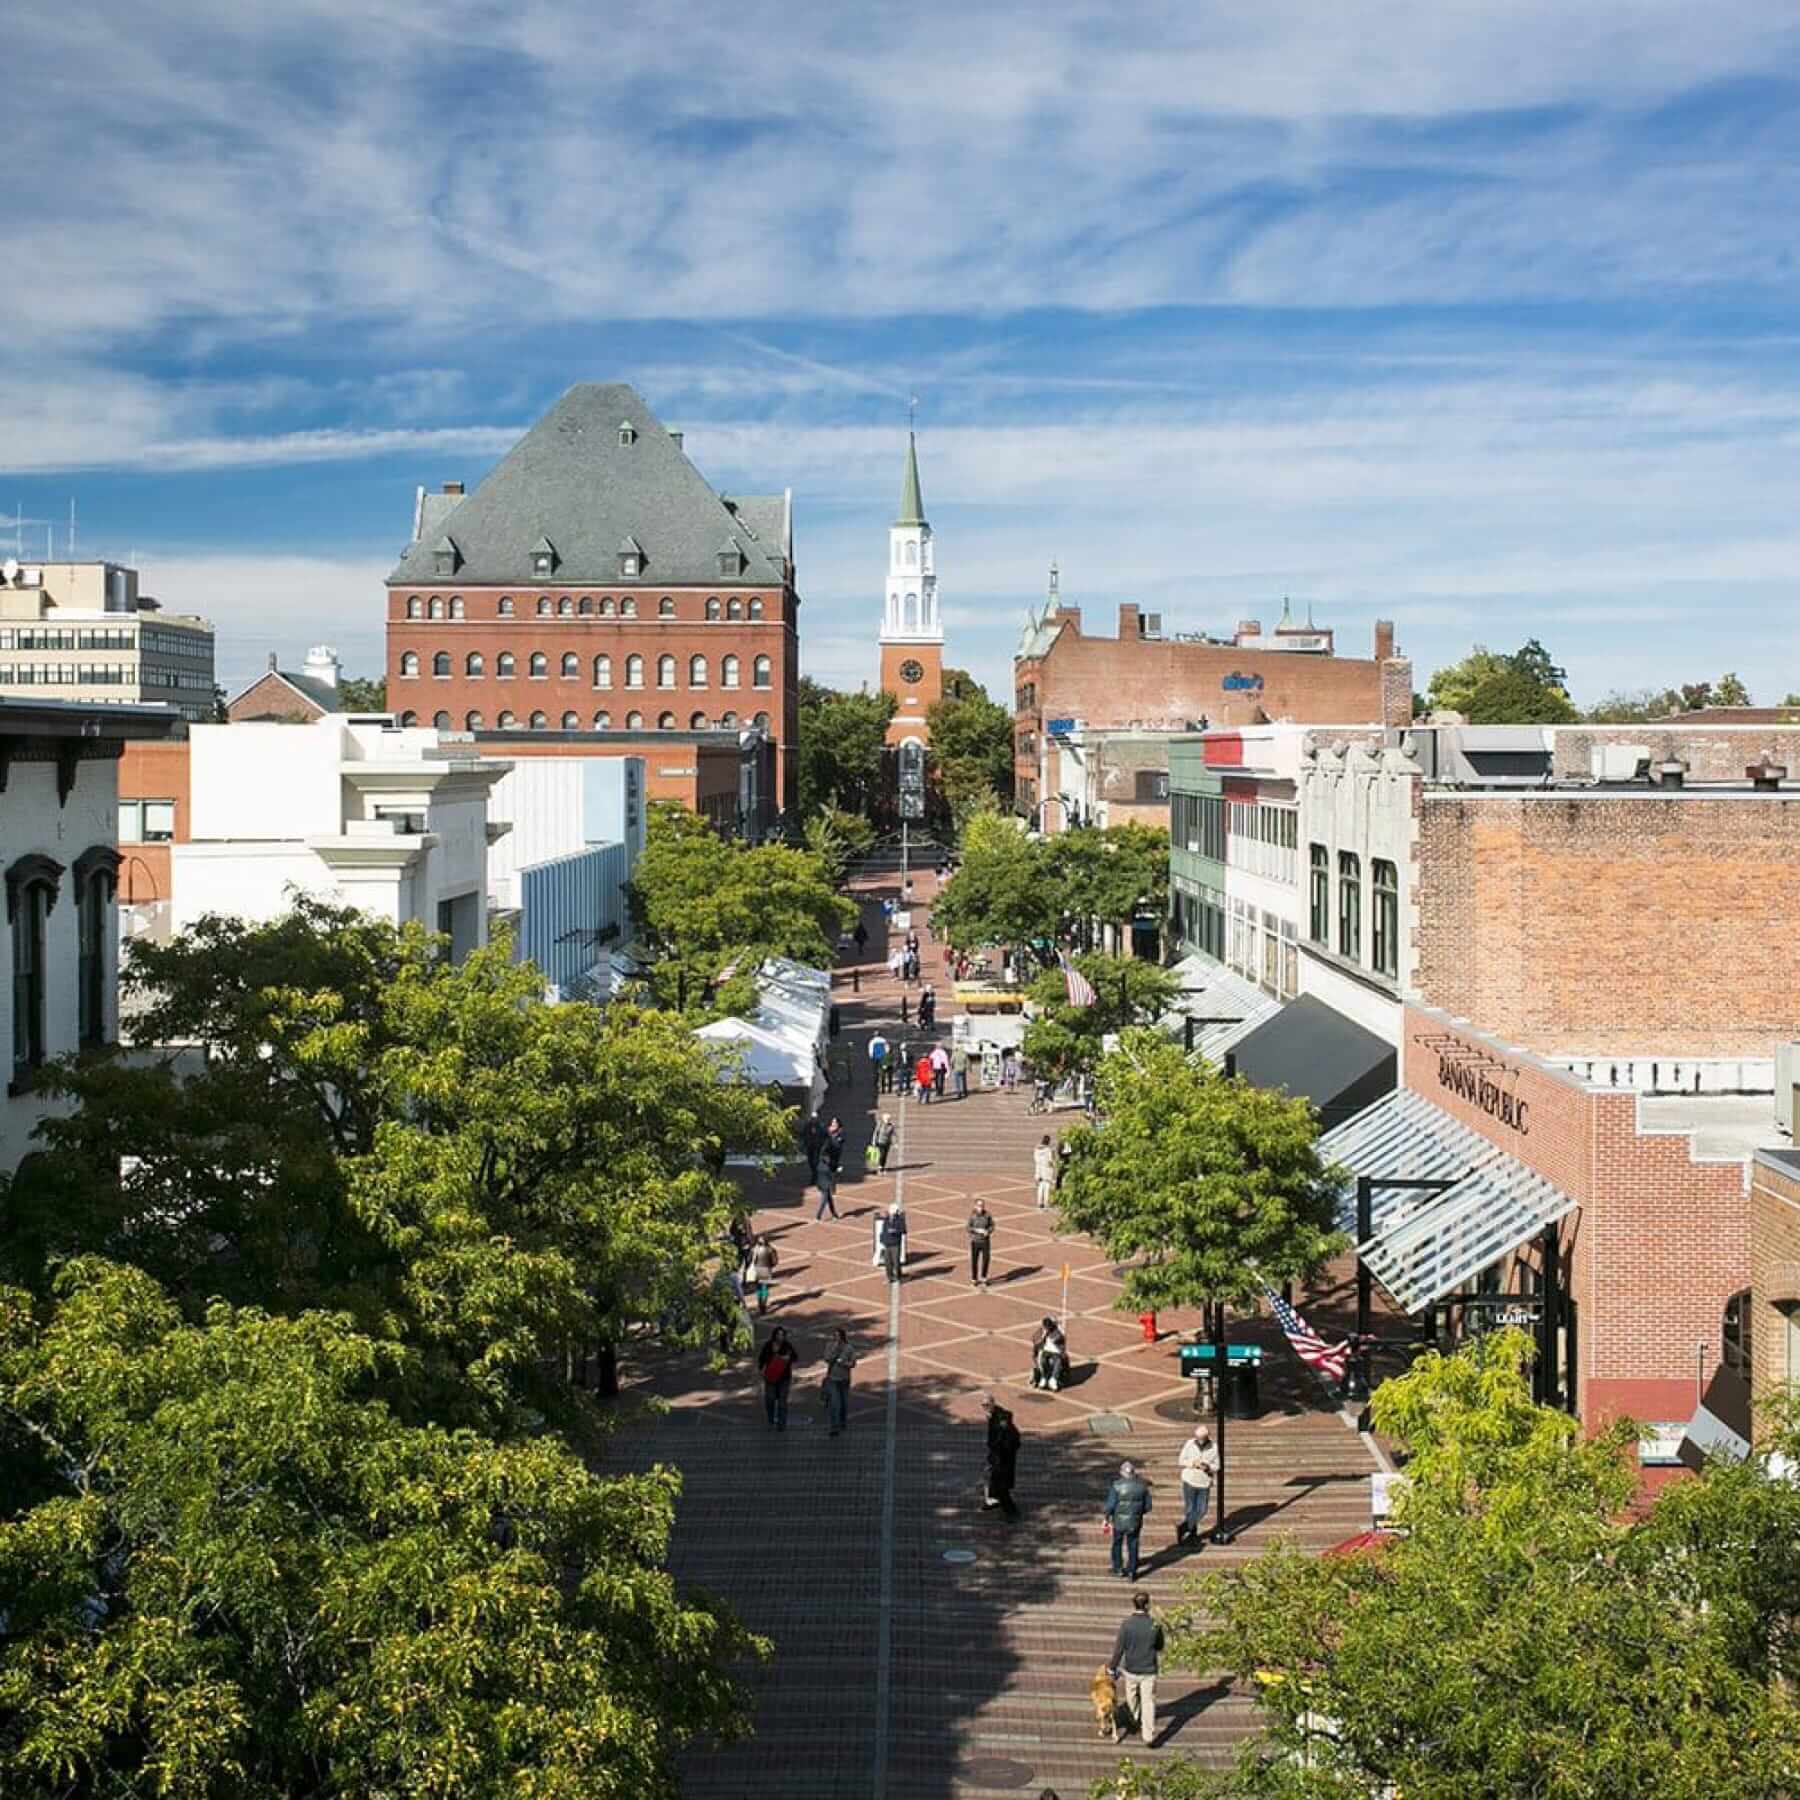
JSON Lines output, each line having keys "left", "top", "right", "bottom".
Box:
{"left": 1046, "top": 824, "right": 1169, "bottom": 948}
{"left": 1110, "top": 1335, "right": 1800, "bottom": 1800}
{"left": 926, "top": 668, "right": 1015, "bottom": 829}
{"left": 1020, "top": 953, "right": 1179, "bottom": 1082}
{"left": 1054, "top": 1030, "right": 1345, "bottom": 1316}
{"left": 1427, "top": 640, "right": 1575, "bottom": 723}
{"left": 0, "top": 1259, "right": 765, "bottom": 1798}
{"left": 626, "top": 802, "right": 854, "bottom": 1016}
{"left": 335, "top": 674, "right": 388, "bottom": 711}
{"left": 793, "top": 680, "right": 895, "bottom": 818}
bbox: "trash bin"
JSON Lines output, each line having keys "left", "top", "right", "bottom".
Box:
{"left": 1139, "top": 1310, "right": 1159, "bottom": 1343}
{"left": 1224, "top": 1359, "right": 1261, "bottom": 1420}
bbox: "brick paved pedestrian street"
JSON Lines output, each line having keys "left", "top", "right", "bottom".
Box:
{"left": 612, "top": 870, "right": 1381, "bottom": 1799}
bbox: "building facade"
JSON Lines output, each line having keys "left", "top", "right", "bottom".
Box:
{"left": 1, "top": 698, "right": 182, "bottom": 1172}
{"left": 384, "top": 384, "right": 801, "bottom": 810}
{"left": 876, "top": 433, "right": 944, "bottom": 750}
{"left": 0, "top": 560, "right": 215, "bottom": 722}
{"left": 1015, "top": 583, "right": 1408, "bottom": 830}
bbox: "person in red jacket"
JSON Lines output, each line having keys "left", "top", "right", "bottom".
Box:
{"left": 914, "top": 1053, "right": 934, "bottom": 1105}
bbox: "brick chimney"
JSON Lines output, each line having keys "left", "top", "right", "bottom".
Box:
{"left": 1118, "top": 602, "right": 1141, "bottom": 639}
{"left": 1374, "top": 619, "right": 1395, "bottom": 661}
{"left": 442, "top": 481, "right": 464, "bottom": 496}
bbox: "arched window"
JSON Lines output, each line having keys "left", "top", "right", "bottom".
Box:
{"left": 496, "top": 651, "right": 515, "bottom": 677}
{"left": 399, "top": 709, "right": 418, "bottom": 727}
{"left": 561, "top": 710, "right": 579, "bottom": 730}
{"left": 659, "top": 597, "right": 676, "bottom": 617}
{"left": 657, "top": 654, "right": 676, "bottom": 688}
{"left": 497, "top": 710, "right": 516, "bottom": 729}
{"left": 561, "top": 651, "right": 579, "bottom": 678}
{"left": 399, "top": 651, "right": 419, "bottom": 677}
{"left": 432, "top": 651, "right": 451, "bottom": 677}
{"left": 904, "top": 591, "right": 918, "bottom": 630}
{"left": 536, "top": 597, "right": 552, "bottom": 616}
{"left": 599, "top": 598, "right": 615, "bottom": 615}
{"left": 1724, "top": 1289, "right": 1753, "bottom": 1379}
{"left": 689, "top": 654, "right": 707, "bottom": 686}
{"left": 625, "top": 710, "right": 643, "bottom": 729}
{"left": 498, "top": 596, "right": 514, "bottom": 616}
{"left": 726, "top": 597, "right": 743, "bottom": 619}
{"left": 449, "top": 596, "right": 464, "bottom": 619}
{"left": 620, "top": 598, "right": 637, "bottom": 617}
{"left": 432, "top": 710, "right": 451, "bottom": 731}
{"left": 465, "top": 651, "right": 483, "bottom": 677}
{"left": 406, "top": 596, "right": 422, "bottom": 619}
{"left": 690, "top": 710, "right": 708, "bottom": 729}
{"left": 594, "top": 654, "right": 612, "bottom": 688}
{"left": 721, "top": 654, "right": 740, "bottom": 688}
{"left": 578, "top": 597, "right": 593, "bottom": 615}
{"left": 748, "top": 597, "right": 764, "bottom": 619}
{"left": 529, "top": 710, "right": 547, "bottom": 729}
{"left": 529, "top": 652, "right": 547, "bottom": 678}
{"left": 593, "top": 710, "right": 610, "bottom": 730}
{"left": 705, "top": 596, "right": 721, "bottom": 620}
{"left": 558, "top": 597, "right": 573, "bottom": 616}
{"left": 465, "top": 710, "right": 484, "bottom": 730}
{"left": 720, "top": 709, "right": 737, "bottom": 727}
{"left": 752, "top": 655, "right": 772, "bottom": 688}
{"left": 71, "top": 849, "right": 117, "bottom": 1049}
{"left": 658, "top": 711, "right": 676, "bottom": 730}
{"left": 625, "top": 654, "right": 644, "bottom": 688}
{"left": 428, "top": 597, "right": 444, "bottom": 619}
{"left": 753, "top": 711, "right": 770, "bottom": 729}
{"left": 905, "top": 541, "right": 917, "bottom": 568}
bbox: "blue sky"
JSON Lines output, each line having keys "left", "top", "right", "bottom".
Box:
{"left": 6, "top": 1, "right": 1800, "bottom": 704}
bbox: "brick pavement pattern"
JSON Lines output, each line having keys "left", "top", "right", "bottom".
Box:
{"left": 614, "top": 866, "right": 1380, "bottom": 1798}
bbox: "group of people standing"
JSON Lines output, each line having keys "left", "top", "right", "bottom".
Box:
{"left": 755, "top": 1323, "right": 860, "bottom": 1435}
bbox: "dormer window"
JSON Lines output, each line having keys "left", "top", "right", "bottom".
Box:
{"left": 618, "top": 535, "right": 643, "bottom": 579}
{"left": 618, "top": 420, "right": 637, "bottom": 447}
{"left": 432, "top": 535, "right": 461, "bottom": 577}
{"left": 718, "top": 540, "right": 745, "bottom": 577}
{"left": 530, "top": 536, "right": 557, "bottom": 578}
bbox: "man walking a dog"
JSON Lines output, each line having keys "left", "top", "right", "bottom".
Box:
{"left": 1107, "top": 1591, "right": 1164, "bottom": 1747}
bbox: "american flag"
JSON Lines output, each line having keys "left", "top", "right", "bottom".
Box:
{"left": 1263, "top": 1286, "right": 1351, "bottom": 1384}
{"left": 1059, "top": 953, "right": 1097, "bottom": 1009}
{"left": 716, "top": 957, "right": 740, "bottom": 984}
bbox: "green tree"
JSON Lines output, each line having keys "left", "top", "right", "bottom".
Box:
{"left": 1116, "top": 1337, "right": 1800, "bottom": 1799}
{"left": 1462, "top": 666, "right": 1579, "bottom": 724}
{"left": 0, "top": 1259, "right": 765, "bottom": 1797}
{"left": 928, "top": 814, "right": 1060, "bottom": 954}
{"left": 1020, "top": 954, "right": 1178, "bottom": 1081}
{"left": 1055, "top": 1030, "right": 1345, "bottom": 1321}
{"left": 1714, "top": 671, "right": 1752, "bottom": 707}
{"left": 1424, "top": 645, "right": 1512, "bottom": 715}
{"left": 1584, "top": 687, "right": 1680, "bottom": 723}
{"left": 1047, "top": 824, "right": 1170, "bottom": 952}
{"left": 336, "top": 674, "right": 388, "bottom": 711}
{"left": 926, "top": 669, "right": 1015, "bottom": 828}
{"left": 793, "top": 682, "right": 895, "bottom": 818}
{"left": 21, "top": 900, "right": 790, "bottom": 1429}
{"left": 801, "top": 808, "right": 876, "bottom": 888}
{"left": 1507, "top": 637, "right": 1567, "bottom": 690}
{"left": 627, "top": 802, "right": 854, "bottom": 1017}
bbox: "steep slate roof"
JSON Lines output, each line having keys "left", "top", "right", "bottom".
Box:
{"left": 896, "top": 432, "right": 925, "bottom": 526}
{"left": 228, "top": 667, "right": 340, "bottom": 717}
{"left": 388, "top": 384, "right": 788, "bottom": 589}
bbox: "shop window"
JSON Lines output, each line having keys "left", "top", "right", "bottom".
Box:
{"left": 1337, "top": 851, "right": 1361, "bottom": 961}
{"left": 1372, "top": 858, "right": 1399, "bottom": 978}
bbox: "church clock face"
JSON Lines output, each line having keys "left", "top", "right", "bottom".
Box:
{"left": 900, "top": 658, "right": 924, "bottom": 683}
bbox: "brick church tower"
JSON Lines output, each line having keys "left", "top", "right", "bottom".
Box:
{"left": 878, "top": 432, "right": 943, "bottom": 748}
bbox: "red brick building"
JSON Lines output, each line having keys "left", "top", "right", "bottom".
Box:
{"left": 1014, "top": 582, "right": 1409, "bottom": 826}
{"left": 385, "top": 385, "right": 801, "bottom": 810}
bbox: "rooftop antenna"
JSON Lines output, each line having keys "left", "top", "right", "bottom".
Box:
{"left": 10, "top": 501, "right": 51, "bottom": 560}
{"left": 68, "top": 498, "right": 76, "bottom": 558}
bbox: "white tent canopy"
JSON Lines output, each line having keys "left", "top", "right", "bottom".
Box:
{"left": 695, "top": 1017, "right": 821, "bottom": 1096}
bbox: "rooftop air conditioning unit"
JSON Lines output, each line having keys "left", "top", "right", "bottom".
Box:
{"left": 1592, "top": 742, "right": 1649, "bottom": 782}
{"left": 1776, "top": 1041, "right": 1800, "bottom": 1135}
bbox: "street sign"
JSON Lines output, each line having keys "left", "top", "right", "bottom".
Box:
{"left": 1178, "top": 1343, "right": 1263, "bottom": 1367}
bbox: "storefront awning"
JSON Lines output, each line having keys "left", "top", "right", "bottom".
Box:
{"left": 1162, "top": 958, "right": 1281, "bottom": 1063}
{"left": 1679, "top": 1364, "right": 1752, "bottom": 1471}
{"left": 1230, "top": 994, "right": 1396, "bottom": 1129}
{"left": 1318, "top": 1088, "right": 1579, "bottom": 1314}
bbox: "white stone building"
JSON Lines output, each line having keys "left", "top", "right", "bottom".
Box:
{"left": 1, "top": 698, "right": 182, "bottom": 1173}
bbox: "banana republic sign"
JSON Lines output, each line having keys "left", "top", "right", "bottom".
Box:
{"left": 1428, "top": 1034, "right": 1530, "bottom": 1136}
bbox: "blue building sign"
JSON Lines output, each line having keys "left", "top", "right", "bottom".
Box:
{"left": 1221, "top": 672, "right": 1265, "bottom": 692}
{"left": 1047, "top": 717, "right": 1077, "bottom": 737}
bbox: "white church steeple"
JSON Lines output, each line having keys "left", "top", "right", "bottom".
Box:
{"left": 880, "top": 433, "right": 941, "bottom": 644}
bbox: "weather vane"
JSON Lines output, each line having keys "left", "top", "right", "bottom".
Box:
{"left": 909, "top": 391, "right": 919, "bottom": 431}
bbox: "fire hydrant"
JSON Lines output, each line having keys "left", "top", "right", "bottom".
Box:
{"left": 1139, "top": 1310, "right": 1159, "bottom": 1343}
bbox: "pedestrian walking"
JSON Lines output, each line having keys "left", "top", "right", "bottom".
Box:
{"left": 814, "top": 1158, "right": 839, "bottom": 1220}
{"left": 982, "top": 1394, "right": 1021, "bottom": 1520}
{"left": 802, "top": 1111, "right": 825, "bottom": 1184}
{"left": 821, "top": 1326, "right": 858, "bottom": 1436}
{"left": 919, "top": 985, "right": 936, "bottom": 1031}
{"left": 1034, "top": 1134, "right": 1056, "bottom": 1209}
{"left": 880, "top": 1199, "right": 908, "bottom": 1282}
{"left": 747, "top": 1235, "right": 779, "bottom": 1315}
{"left": 888, "top": 946, "right": 904, "bottom": 982}
{"left": 869, "top": 1029, "right": 891, "bottom": 1090}
{"left": 1102, "top": 1460, "right": 1153, "bottom": 1581}
{"left": 853, "top": 919, "right": 869, "bottom": 956}
{"left": 914, "top": 1053, "right": 934, "bottom": 1105}
{"left": 951, "top": 1040, "right": 970, "bottom": 1099}
{"left": 728, "top": 1214, "right": 753, "bottom": 1279}
{"left": 900, "top": 990, "right": 910, "bottom": 1025}
{"left": 1001, "top": 1045, "right": 1019, "bottom": 1091}
{"left": 874, "top": 1112, "right": 897, "bottom": 1171}
{"left": 930, "top": 1041, "right": 949, "bottom": 1097}
{"left": 756, "top": 1325, "right": 798, "bottom": 1429}
{"left": 967, "top": 1199, "right": 995, "bottom": 1288}
{"left": 825, "top": 1116, "right": 847, "bottom": 1175}
{"left": 1106, "top": 1591, "right": 1164, "bottom": 1747}
{"left": 1177, "top": 1425, "right": 1220, "bottom": 1545}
